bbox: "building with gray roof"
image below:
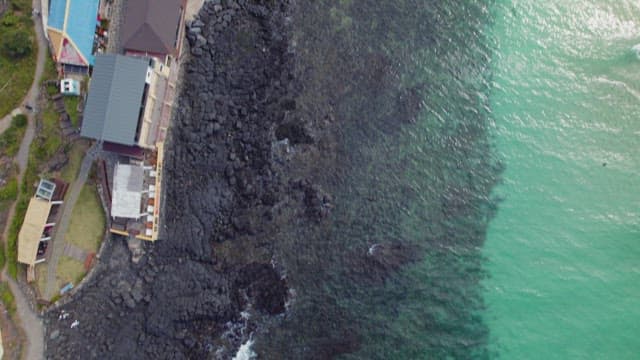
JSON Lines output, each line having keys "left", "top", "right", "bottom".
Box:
{"left": 80, "top": 54, "right": 150, "bottom": 146}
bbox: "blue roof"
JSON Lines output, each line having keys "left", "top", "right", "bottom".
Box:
{"left": 48, "top": 0, "right": 67, "bottom": 30}
{"left": 48, "top": 0, "right": 99, "bottom": 65}
{"left": 67, "top": 0, "right": 99, "bottom": 65}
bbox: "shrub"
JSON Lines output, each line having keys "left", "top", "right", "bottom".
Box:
{"left": 1, "top": 28, "right": 32, "bottom": 59}
{"left": 12, "top": 113, "right": 26, "bottom": 127}
{"left": 1, "top": 13, "right": 20, "bottom": 27}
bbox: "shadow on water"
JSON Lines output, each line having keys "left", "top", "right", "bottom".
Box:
{"left": 256, "top": 0, "right": 502, "bottom": 359}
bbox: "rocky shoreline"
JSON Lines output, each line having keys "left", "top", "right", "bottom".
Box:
{"left": 44, "top": 1, "right": 301, "bottom": 358}
{"left": 43, "top": 0, "right": 496, "bottom": 358}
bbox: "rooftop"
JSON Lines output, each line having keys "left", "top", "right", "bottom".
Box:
{"left": 47, "top": 0, "right": 100, "bottom": 66}
{"left": 17, "top": 198, "right": 53, "bottom": 265}
{"left": 81, "top": 54, "right": 149, "bottom": 146}
{"left": 111, "top": 163, "right": 144, "bottom": 219}
{"left": 121, "top": 0, "right": 184, "bottom": 56}
{"left": 36, "top": 179, "right": 57, "bottom": 201}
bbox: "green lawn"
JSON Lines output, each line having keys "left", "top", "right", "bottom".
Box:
{"left": 32, "top": 102, "right": 63, "bottom": 163}
{"left": 65, "top": 183, "right": 105, "bottom": 253}
{"left": 55, "top": 256, "right": 85, "bottom": 292}
{"left": 63, "top": 96, "right": 80, "bottom": 127}
{"left": 35, "top": 263, "right": 47, "bottom": 298}
{"left": 0, "top": 6, "right": 37, "bottom": 118}
{"left": 41, "top": 52, "right": 58, "bottom": 84}
{"left": 59, "top": 140, "right": 89, "bottom": 184}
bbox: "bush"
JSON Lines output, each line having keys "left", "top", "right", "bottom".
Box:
{"left": 1, "top": 28, "right": 32, "bottom": 59}
{"left": 12, "top": 113, "right": 26, "bottom": 127}
{"left": 1, "top": 13, "right": 20, "bottom": 27}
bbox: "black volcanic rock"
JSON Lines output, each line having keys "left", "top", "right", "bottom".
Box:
{"left": 45, "top": 0, "right": 294, "bottom": 358}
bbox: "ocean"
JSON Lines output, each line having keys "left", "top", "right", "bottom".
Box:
{"left": 245, "top": 0, "right": 640, "bottom": 358}
{"left": 40, "top": 0, "right": 639, "bottom": 358}
{"left": 483, "top": 0, "right": 640, "bottom": 359}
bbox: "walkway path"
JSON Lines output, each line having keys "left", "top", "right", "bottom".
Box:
{"left": 62, "top": 243, "right": 88, "bottom": 262}
{"left": 0, "top": 0, "right": 51, "bottom": 358}
{"left": 44, "top": 144, "right": 98, "bottom": 300}
{"left": 4, "top": 277, "right": 42, "bottom": 360}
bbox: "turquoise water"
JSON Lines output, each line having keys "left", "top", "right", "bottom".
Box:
{"left": 484, "top": 1, "right": 640, "bottom": 359}
{"left": 246, "top": 0, "right": 640, "bottom": 358}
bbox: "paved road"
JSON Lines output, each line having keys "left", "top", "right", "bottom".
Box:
{"left": 4, "top": 276, "right": 42, "bottom": 360}
{"left": 0, "top": 0, "right": 50, "bottom": 359}
{"left": 44, "top": 144, "right": 98, "bottom": 300}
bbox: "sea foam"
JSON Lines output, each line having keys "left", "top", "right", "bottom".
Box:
{"left": 631, "top": 43, "right": 640, "bottom": 59}
{"left": 232, "top": 339, "right": 256, "bottom": 360}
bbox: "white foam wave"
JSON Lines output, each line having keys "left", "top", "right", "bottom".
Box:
{"left": 632, "top": 44, "right": 640, "bottom": 59}
{"left": 594, "top": 76, "right": 640, "bottom": 102}
{"left": 232, "top": 338, "right": 257, "bottom": 360}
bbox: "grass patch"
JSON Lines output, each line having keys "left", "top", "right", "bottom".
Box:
{"left": 59, "top": 140, "right": 88, "bottom": 184}
{"left": 34, "top": 104, "right": 62, "bottom": 162}
{"left": 0, "top": 4, "right": 36, "bottom": 118}
{"left": 0, "top": 177, "right": 18, "bottom": 201}
{"left": 0, "top": 239, "right": 5, "bottom": 271}
{"left": 66, "top": 183, "right": 105, "bottom": 253}
{"left": 63, "top": 96, "right": 79, "bottom": 127}
{"left": 55, "top": 256, "right": 85, "bottom": 292}
{"left": 0, "top": 282, "right": 16, "bottom": 316}
{"left": 0, "top": 113, "right": 28, "bottom": 157}
{"left": 45, "top": 83, "right": 58, "bottom": 97}
{"left": 35, "top": 263, "right": 47, "bottom": 298}
{"left": 6, "top": 194, "right": 28, "bottom": 278}
{"left": 41, "top": 52, "right": 57, "bottom": 84}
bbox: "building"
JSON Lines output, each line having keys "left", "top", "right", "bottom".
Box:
{"left": 60, "top": 78, "right": 80, "bottom": 96}
{"left": 120, "top": 0, "right": 187, "bottom": 64}
{"left": 109, "top": 146, "right": 163, "bottom": 242}
{"left": 46, "top": 0, "right": 100, "bottom": 74}
{"left": 17, "top": 180, "right": 66, "bottom": 268}
{"left": 80, "top": 53, "right": 174, "bottom": 151}
{"left": 111, "top": 163, "right": 144, "bottom": 219}
{"left": 80, "top": 54, "right": 149, "bottom": 149}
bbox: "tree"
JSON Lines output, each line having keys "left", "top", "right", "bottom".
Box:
{"left": 1, "top": 28, "right": 31, "bottom": 59}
